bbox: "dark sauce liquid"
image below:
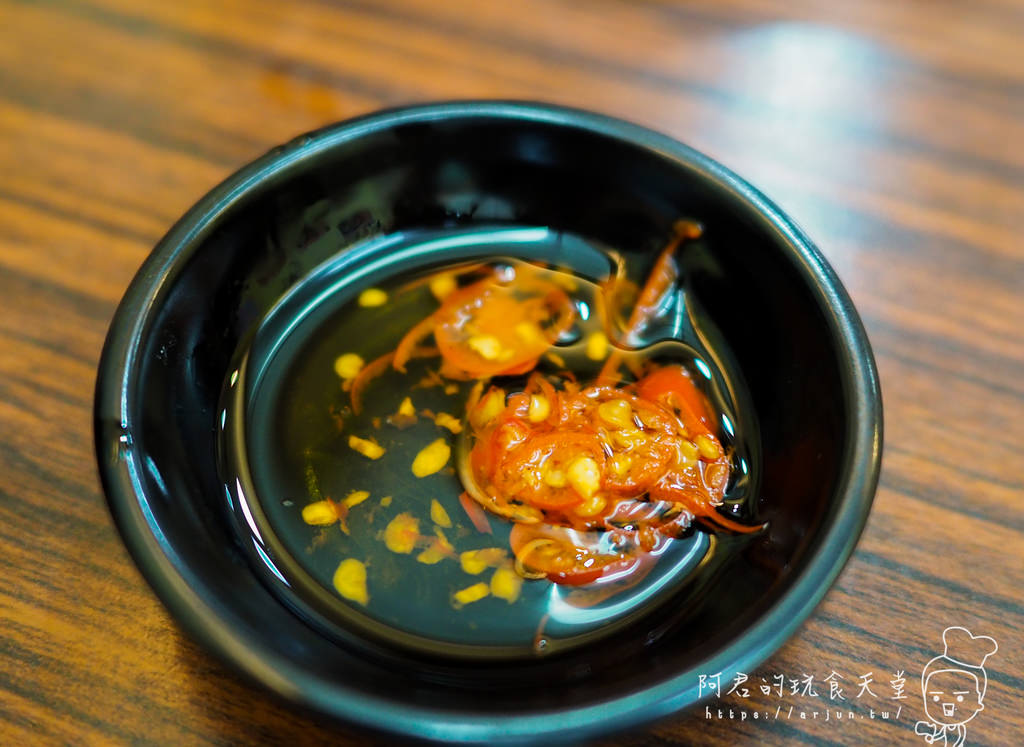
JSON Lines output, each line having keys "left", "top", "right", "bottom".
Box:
{"left": 219, "top": 226, "right": 760, "bottom": 660}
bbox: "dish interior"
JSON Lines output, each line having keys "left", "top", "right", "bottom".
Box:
{"left": 222, "top": 225, "right": 762, "bottom": 659}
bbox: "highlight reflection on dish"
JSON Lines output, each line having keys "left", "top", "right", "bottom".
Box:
{"left": 220, "top": 222, "right": 763, "bottom": 657}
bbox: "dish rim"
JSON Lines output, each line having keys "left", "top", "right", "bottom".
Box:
{"left": 94, "top": 100, "right": 883, "bottom": 742}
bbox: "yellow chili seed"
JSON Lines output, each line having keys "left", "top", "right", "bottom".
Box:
{"left": 460, "top": 548, "right": 506, "bottom": 575}
{"left": 379, "top": 495, "right": 392, "bottom": 507}
{"left": 384, "top": 513, "right": 419, "bottom": 554}
{"left": 545, "top": 351, "right": 566, "bottom": 368}
{"left": 397, "top": 397, "right": 415, "bottom": 417}
{"left": 585, "top": 331, "right": 609, "bottom": 361}
{"left": 342, "top": 490, "right": 370, "bottom": 508}
{"left": 453, "top": 582, "right": 490, "bottom": 608}
{"left": 527, "top": 394, "right": 551, "bottom": 423}
{"left": 434, "top": 412, "right": 463, "bottom": 433}
{"left": 679, "top": 439, "right": 700, "bottom": 463}
{"left": 416, "top": 546, "right": 446, "bottom": 565}
{"left": 430, "top": 499, "right": 453, "bottom": 528}
{"left": 429, "top": 273, "right": 456, "bottom": 300}
{"left": 411, "top": 438, "right": 451, "bottom": 477}
{"left": 301, "top": 500, "right": 338, "bottom": 526}
{"left": 611, "top": 428, "right": 647, "bottom": 451}
{"left": 543, "top": 468, "right": 567, "bottom": 488}
{"left": 357, "top": 288, "right": 388, "bottom": 307}
{"left": 597, "top": 399, "right": 633, "bottom": 429}
{"left": 333, "top": 558, "right": 368, "bottom": 605}
{"left": 574, "top": 494, "right": 607, "bottom": 517}
{"left": 348, "top": 435, "right": 385, "bottom": 460}
{"left": 567, "top": 456, "right": 601, "bottom": 499}
{"left": 610, "top": 453, "right": 632, "bottom": 476}
{"left": 433, "top": 527, "right": 454, "bottom": 553}
{"left": 460, "top": 551, "right": 488, "bottom": 576}
{"left": 467, "top": 334, "right": 503, "bottom": 361}
{"left": 695, "top": 433, "right": 723, "bottom": 461}
{"left": 490, "top": 564, "right": 523, "bottom": 603}
{"left": 333, "top": 353, "right": 364, "bottom": 380}
{"left": 472, "top": 388, "right": 506, "bottom": 427}
{"left": 515, "top": 321, "right": 542, "bottom": 343}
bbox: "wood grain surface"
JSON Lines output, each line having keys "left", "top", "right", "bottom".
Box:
{"left": 1, "top": 1, "right": 1022, "bottom": 744}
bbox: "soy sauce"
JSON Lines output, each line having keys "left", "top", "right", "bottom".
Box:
{"left": 218, "top": 226, "right": 760, "bottom": 659}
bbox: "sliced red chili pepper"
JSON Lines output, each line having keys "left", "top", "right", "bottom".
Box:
{"left": 391, "top": 265, "right": 573, "bottom": 378}
{"left": 601, "top": 437, "right": 677, "bottom": 496}
{"left": 458, "top": 491, "right": 493, "bottom": 535}
{"left": 432, "top": 272, "right": 574, "bottom": 378}
{"left": 598, "top": 221, "right": 699, "bottom": 384}
{"left": 392, "top": 315, "right": 436, "bottom": 373}
{"left": 494, "top": 431, "right": 606, "bottom": 510}
{"left": 635, "top": 364, "right": 714, "bottom": 437}
{"left": 349, "top": 352, "right": 394, "bottom": 415}
{"left": 509, "top": 523, "right": 637, "bottom": 585}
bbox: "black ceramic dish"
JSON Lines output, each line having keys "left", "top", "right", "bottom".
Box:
{"left": 95, "top": 101, "right": 882, "bottom": 743}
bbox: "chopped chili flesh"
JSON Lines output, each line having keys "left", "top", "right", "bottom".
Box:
{"left": 464, "top": 366, "right": 759, "bottom": 585}
{"left": 391, "top": 264, "right": 575, "bottom": 379}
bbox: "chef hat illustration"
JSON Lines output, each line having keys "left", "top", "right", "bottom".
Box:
{"left": 922, "top": 627, "right": 999, "bottom": 701}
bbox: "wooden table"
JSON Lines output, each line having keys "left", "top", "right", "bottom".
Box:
{"left": 2, "top": 1, "right": 1021, "bottom": 744}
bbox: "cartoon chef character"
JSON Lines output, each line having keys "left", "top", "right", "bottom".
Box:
{"left": 914, "top": 626, "right": 998, "bottom": 746}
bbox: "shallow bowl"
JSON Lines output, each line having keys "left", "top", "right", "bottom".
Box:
{"left": 95, "top": 101, "right": 882, "bottom": 743}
